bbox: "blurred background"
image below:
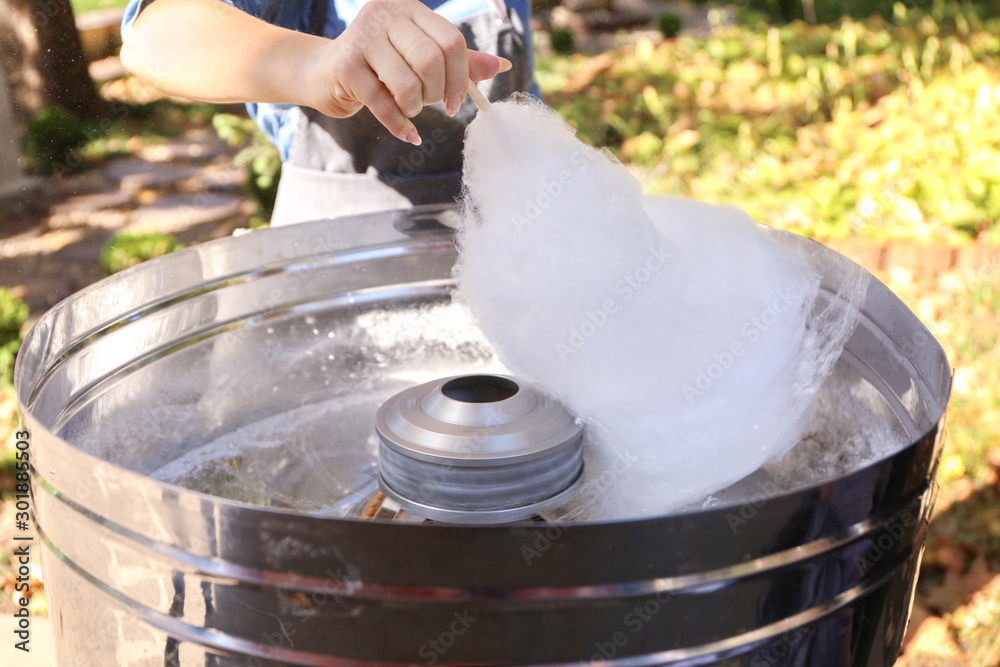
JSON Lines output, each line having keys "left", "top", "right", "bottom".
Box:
{"left": 0, "top": 0, "right": 998, "bottom": 664}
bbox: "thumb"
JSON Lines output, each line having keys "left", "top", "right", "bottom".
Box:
{"left": 468, "top": 50, "right": 513, "bottom": 82}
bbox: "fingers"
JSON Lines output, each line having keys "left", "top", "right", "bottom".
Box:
{"left": 386, "top": 20, "right": 447, "bottom": 108}
{"left": 334, "top": 0, "right": 517, "bottom": 143}
{"left": 411, "top": 10, "right": 469, "bottom": 115}
{"left": 469, "top": 50, "right": 513, "bottom": 83}
{"left": 364, "top": 44, "right": 424, "bottom": 118}
{"left": 350, "top": 68, "right": 421, "bottom": 144}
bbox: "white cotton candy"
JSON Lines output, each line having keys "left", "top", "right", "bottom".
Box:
{"left": 456, "top": 98, "right": 870, "bottom": 519}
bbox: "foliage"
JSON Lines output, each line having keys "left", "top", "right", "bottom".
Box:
{"left": 536, "top": 3, "right": 1000, "bottom": 241}
{"left": 21, "top": 107, "right": 90, "bottom": 175}
{"left": 0, "top": 290, "right": 28, "bottom": 387}
{"left": 883, "top": 263, "right": 1000, "bottom": 663}
{"left": 22, "top": 97, "right": 232, "bottom": 172}
{"left": 918, "top": 272, "right": 1000, "bottom": 490}
{"left": 740, "top": 0, "right": 1000, "bottom": 26}
{"left": 100, "top": 232, "right": 184, "bottom": 275}
{"left": 550, "top": 29, "right": 576, "bottom": 55}
{"left": 212, "top": 113, "right": 282, "bottom": 219}
{"left": 915, "top": 267, "right": 1000, "bottom": 487}
{"left": 79, "top": 98, "right": 232, "bottom": 164}
{"left": 658, "top": 13, "right": 683, "bottom": 39}
{"left": 70, "top": 0, "right": 129, "bottom": 13}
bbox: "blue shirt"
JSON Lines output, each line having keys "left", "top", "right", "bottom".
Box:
{"left": 122, "top": 0, "right": 537, "bottom": 160}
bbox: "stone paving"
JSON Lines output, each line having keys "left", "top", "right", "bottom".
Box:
{"left": 0, "top": 128, "right": 253, "bottom": 318}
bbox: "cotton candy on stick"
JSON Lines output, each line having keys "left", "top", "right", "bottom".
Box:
{"left": 456, "top": 98, "right": 866, "bottom": 518}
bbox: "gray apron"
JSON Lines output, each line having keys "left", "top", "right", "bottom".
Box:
{"left": 270, "top": 0, "right": 533, "bottom": 226}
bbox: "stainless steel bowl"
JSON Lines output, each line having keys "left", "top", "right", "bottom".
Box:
{"left": 15, "top": 204, "right": 951, "bottom": 666}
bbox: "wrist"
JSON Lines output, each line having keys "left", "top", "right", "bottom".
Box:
{"left": 297, "top": 35, "right": 337, "bottom": 111}
{"left": 257, "top": 29, "right": 330, "bottom": 107}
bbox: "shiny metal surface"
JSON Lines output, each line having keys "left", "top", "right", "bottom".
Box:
{"left": 376, "top": 373, "right": 585, "bottom": 523}
{"left": 15, "top": 204, "right": 951, "bottom": 666}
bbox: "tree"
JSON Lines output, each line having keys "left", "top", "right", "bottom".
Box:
{"left": 0, "top": 0, "right": 104, "bottom": 128}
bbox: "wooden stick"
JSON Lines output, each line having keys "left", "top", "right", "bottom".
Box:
{"left": 467, "top": 80, "right": 490, "bottom": 112}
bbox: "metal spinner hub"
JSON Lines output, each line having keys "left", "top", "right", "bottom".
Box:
{"left": 375, "top": 374, "right": 584, "bottom": 524}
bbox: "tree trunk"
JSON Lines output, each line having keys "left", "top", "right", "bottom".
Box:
{"left": 0, "top": 68, "right": 27, "bottom": 193}
{"left": 0, "top": 0, "right": 104, "bottom": 129}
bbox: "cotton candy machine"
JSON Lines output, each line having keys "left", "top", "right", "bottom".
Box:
{"left": 15, "top": 204, "right": 950, "bottom": 666}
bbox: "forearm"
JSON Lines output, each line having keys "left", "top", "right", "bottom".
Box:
{"left": 122, "top": 0, "right": 511, "bottom": 142}
{"left": 121, "top": 0, "right": 325, "bottom": 106}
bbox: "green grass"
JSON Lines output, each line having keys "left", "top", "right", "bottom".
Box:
{"left": 0, "top": 290, "right": 28, "bottom": 388}
{"left": 23, "top": 99, "right": 234, "bottom": 175}
{"left": 739, "top": 0, "right": 1000, "bottom": 26}
{"left": 71, "top": 0, "right": 129, "bottom": 14}
{"left": 100, "top": 232, "right": 184, "bottom": 275}
{"left": 24, "top": 98, "right": 236, "bottom": 174}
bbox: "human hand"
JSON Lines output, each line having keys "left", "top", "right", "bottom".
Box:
{"left": 302, "top": 0, "right": 512, "bottom": 145}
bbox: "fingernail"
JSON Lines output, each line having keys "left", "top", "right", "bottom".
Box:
{"left": 445, "top": 93, "right": 463, "bottom": 116}
{"left": 405, "top": 129, "right": 422, "bottom": 146}
{"left": 497, "top": 57, "right": 513, "bottom": 72}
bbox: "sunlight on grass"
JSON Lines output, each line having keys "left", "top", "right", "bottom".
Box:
{"left": 71, "top": 0, "right": 129, "bottom": 14}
